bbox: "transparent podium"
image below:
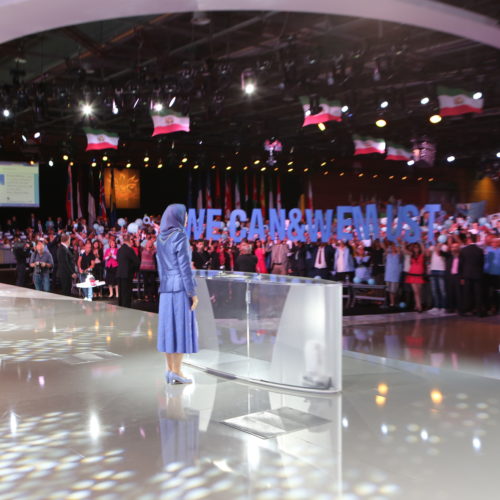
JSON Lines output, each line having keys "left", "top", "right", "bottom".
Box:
{"left": 186, "top": 271, "right": 342, "bottom": 393}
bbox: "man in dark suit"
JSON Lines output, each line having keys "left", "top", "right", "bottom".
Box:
{"left": 192, "top": 240, "right": 210, "bottom": 270}
{"left": 235, "top": 244, "right": 258, "bottom": 273}
{"left": 117, "top": 234, "right": 139, "bottom": 308}
{"left": 57, "top": 234, "right": 76, "bottom": 296}
{"left": 459, "top": 233, "right": 485, "bottom": 316}
{"left": 309, "top": 241, "right": 335, "bottom": 279}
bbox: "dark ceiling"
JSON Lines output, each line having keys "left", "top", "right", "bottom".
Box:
{"left": 0, "top": 7, "right": 499, "bottom": 168}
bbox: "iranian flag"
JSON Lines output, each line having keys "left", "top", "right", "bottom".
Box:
{"left": 151, "top": 110, "right": 190, "bottom": 136}
{"left": 84, "top": 128, "right": 119, "bottom": 151}
{"left": 276, "top": 175, "right": 282, "bottom": 210}
{"left": 301, "top": 97, "right": 342, "bottom": 127}
{"left": 306, "top": 179, "right": 313, "bottom": 210}
{"left": 437, "top": 86, "right": 483, "bottom": 117}
{"left": 353, "top": 135, "right": 386, "bottom": 155}
{"left": 386, "top": 142, "right": 412, "bottom": 161}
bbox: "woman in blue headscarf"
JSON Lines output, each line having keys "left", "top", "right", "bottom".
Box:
{"left": 157, "top": 204, "right": 199, "bottom": 384}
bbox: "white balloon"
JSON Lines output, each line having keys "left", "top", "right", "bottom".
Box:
{"left": 97, "top": 226, "right": 105, "bottom": 234}
{"left": 127, "top": 222, "right": 138, "bottom": 233}
{"left": 135, "top": 218, "right": 143, "bottom": 228}
{"left": 93, "top": 223, "right": 99, "bottom": 230}
{"left": 117, "top": 218, "right": 126, "bottom": 227}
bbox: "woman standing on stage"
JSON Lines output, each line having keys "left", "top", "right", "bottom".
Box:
{"left": 156, "top": 204, "right": 199, "bottom": 384}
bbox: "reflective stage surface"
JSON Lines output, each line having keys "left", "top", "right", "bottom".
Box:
{"left": 1, "top": 283, "right": 499, "bottom": 500}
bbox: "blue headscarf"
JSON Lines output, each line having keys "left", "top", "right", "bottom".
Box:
{"left": 160, "top": 204, "right": 187, "bottom": 238}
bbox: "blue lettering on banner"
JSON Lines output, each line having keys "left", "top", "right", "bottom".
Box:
{"left": 185, "top": 204, "right": 441, "bottom": 243}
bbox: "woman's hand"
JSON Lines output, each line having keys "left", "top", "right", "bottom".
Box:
{"left": 191, "top": 295, "right": 199, "bottom": 311}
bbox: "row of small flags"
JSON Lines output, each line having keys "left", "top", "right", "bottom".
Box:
{"left": 190, "top": 172, "right": 313, "bottom": 217}
{"left": 84, "top": 85, "right": 483, "bottom": 153}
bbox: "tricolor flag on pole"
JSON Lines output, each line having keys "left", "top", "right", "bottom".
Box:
{"left": 234, "top": 176, "right": 241, "bottom": 210}
{"left": 306, "top": 179, "right": 313, "bottom": 210}
{"left": 300, "top": 96, "right": 342, "bottom": 127}
{"left": 98, "top": 171, "right": 107, "bottom": 220}
{"left": 196, "top": 176, "right": 203, "bottom": 211}
{"left": 109, "top": 168, "right": 117, "bottom": 227}
{"left": 151, "top": 109, "right": 190, "bottom": 136}
{"left": 84, "top": 128, "right": 119, "bottom": 151}
{"left": 87, "top": 168, "right": 96, "bottom": 225}
{"left": 353, "top": 135, "right": 386, "bottom": 155}
{"left": 385, "top": 142, "right": 413, "bottom": 161}
{"left": 76, "top": 178, "right": 83, "bottom": 218}
{"left": 215, "top": 169, "right": 221, "bottom": 207}
{"left": 260, "top": 175, "right": 266, "bottom": 217}
{"left": 205, "top": 173, "right": 213, "bottom": 209}
{"left": 268, "top": 175, "right": 274, "bottom": 210}
{"left": 276, "top": 175, "right": 282, "bottom": 210}
{"left": 224, "top": 174, "right": 233, "bottom": 218}
{"left": 66, "top": 165, "right": 74, "bottom": 221}
{"left": 437, "top": 86, "right": 483, "bottom": 117}
{"left": 244, "top": 172, "right": 249, "bottom": 210}
{"left": 252, "top": 174, "right": 258, "bottom": 209}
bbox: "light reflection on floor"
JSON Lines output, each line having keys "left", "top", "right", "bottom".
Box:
{"left": 1, "top": 283, "right": 499, "bottom": 499}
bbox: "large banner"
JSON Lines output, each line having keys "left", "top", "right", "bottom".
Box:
{"left": 104, "top": 168, "right": 140, "bottom": 209}
{"left": 187, "top": 204, "right": 442, "bottom": 243}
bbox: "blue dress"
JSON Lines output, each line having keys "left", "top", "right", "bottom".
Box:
{"left": 156, "top": 227, "right": 198, "bottom": 354}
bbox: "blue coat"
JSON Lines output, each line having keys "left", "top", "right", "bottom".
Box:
{"left": 156, "top": 228, "right": 196, "bottom": 297}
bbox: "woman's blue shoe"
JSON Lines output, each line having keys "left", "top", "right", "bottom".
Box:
{"left": 165, "top": 371, "right": 174, "bottom": 384}
{"left": 170, "top": 372, "right": 192, "bottom": 384}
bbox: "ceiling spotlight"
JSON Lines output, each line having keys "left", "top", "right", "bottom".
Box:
{"left": 446, "top": 155, "right": 455, "bottom": 163}
{"left": 82, "top": 103, "right": 93, "bottom": 116}
{"left": 126, "top": 162, "right": 131, "bottom": 168}
{"left": 429, "top": 114, "right": 442, "bottom": 124}
{"left": 226, "top": 165, "right": 232, "bottom": 171}
{"left": 48, "top": 159, "right": 54, "bottom": 167}
{"left": 91, "top": 161, "right": 97, "bottom": 167}
{"left": 182, "top": 157, "right": 188, "bottom": 163}
{"left": 473, "top": 91, "right": 482, "bottom": 100}
{"left": 317, "top": 122, "right": 326, "bottom": 131}
{"left": 420, "top": 97, "right": 430, "bottom": 105}
{"left": 169, "top": 96, "right": 176, "bottom": 107}
{"left": 211, "top": 164, "right": 216, "bottom": 169}
{"left": 2, "top": 108, "right": 11, "bottom": 118}
{"left": 69, "top": 162, "right": 74, "bottom": 167}
{"left": 496, "top": 152, "right": 500, "bottom": 158}
{"left": 193, "top": 164, "right": 199, "bottom": 170}
{"left": 375, "top": 118, "right": 387, "bottom": 128}
{"left": 341, "top": 105, "right": 349, "bottom": 113}
{"left": 303, "top": 168, "right": 309, "bottom": 172}
{"left": 407, "top": 160, "right": 415, "bottom": 166}
{"left": 112, "top": 100, "right": 119, "bottom": 115}
{"left": 243, "top": 166, "right": 249, "bottom": 170}
{"left": 157, "top": 163, "right": 163, "bottom": 169}
{"left": 102, "top": 155, "right": 108, "bottom": 162}
{"left": 33, "top": 131, "right": 41, "bottom": 139}
{"left": 253, "top": 160, "right": 260, "bottom": 165}
{"left": 288, "top": 168, "right": 294, "bottom": 173}
{"left": 287, "top": 161, "right": 294, "bottom": 166}
{"left": 380, "top": 100, "right": 389, "bottom": 109}
{"left": 144, "top": 156, "right": 149, "bottom": 162}
{"left": 153, "top": 102, "right": 163, "bottom": 112}
{"left": 241, "top": 69, "right": 256, "bottom": 95}
{"left": 260, "top": 167, "right": 266, "bottom": 172}
{"left": 62, "top": 154, "right": 69, "bottom": 161}
{"left": 21, "top": 134, "right": 27, "bottom": 142}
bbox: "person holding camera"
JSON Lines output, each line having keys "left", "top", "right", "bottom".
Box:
{"left": 13, "top": 236, "right": 30, "bottom": 287}
{"left": 29, "top": 240, "right": 54, "bottom": 292}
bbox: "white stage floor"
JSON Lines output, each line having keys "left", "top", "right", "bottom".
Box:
{"left": 0, "top": 283, "right": 499, "bottom": 500}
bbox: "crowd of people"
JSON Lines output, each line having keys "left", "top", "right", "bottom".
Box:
{"left": 1, "top": 209, "right": 499, "bottom": 316}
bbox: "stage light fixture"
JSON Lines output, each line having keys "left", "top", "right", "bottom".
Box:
{"left": 496, "top": 152, "right": 500, "bottom": 158}
{"left": 158, "top": 163, "right": 163, "bottom": 169}
{"left": 102, "top": 155, "right": 108, "bottom": 162}
{"left": 321, "top": 161, "right": 327, "bottom": 167}
{"left": 106, "top": 162, "right": 111, "bottom": 167}
{"left": 29, "top": 160, "right": 35, "bottom": 165}
{"left": 21, "top": 134, "right": 27, "bottom": 142}
{"left": 153, "top": 102, "right": 163, "bottom": 112}
{"left": 211, "top": 164, "right": 216, "bottom": 169}
{"left": 473, "top": 91, "right": 482, "bottom": 100}
{"left": 339, "top": 172, "right": 345, "bottom": 176}
{"left": 33, "top": 132, "right": 41, "bottom": 139}
{"left": 341, "top": 105, "right": 349, "bottom": 113}
{"left": 91, "top": 161, "right": 97, "bottom": 167}
{"left": 169, "top": 96, "right": 176, "bottom": 107}
{"left": 446, "top": 155, "right": 455, "bottom": 163}
{"left": 241, "top": 69, "right": 257, "bottom": 95}
{"left": 70, "top": 162, "right": 74, "bottom": 166}
{"left": 288, "top": 161, "right": 294, "bottom": 166}
{"left": 317, "top": 122, "right": 326, "bottom": 131}
{"left": 82, "top": 103, "right": 93, "bottom": 116}
{"left": 144, "top": 155, "right": 149, "bottom": 162}
{"left": 407, "top": 160, "right": 415, "bottom": 166}
{"left": 144, "top": 163, "right": 149, "bottom": 168}
{"left": 182, "top": 157, "right": 188, "bottom": 163}
{"left": 323, "top": 171, "right": 329, "bottom": 176}
{"left": 193, "top": 164, "right": 199, "bottom": 169}
{"left": 375, "top": 118, "right": 387, "bottom": 128}
{"left": 126, "top": 162, "right": 131, "bottom": 168}
{"left": 429, "top": 114, "right": 442, "bottom": 124}
{"left": 243, "top": 166, "right": 249, "bottom": 170}
{"left": 402, "top": 176, "right": 408, "bottom": 180}
{"left": 288, "top": 168, "right": 294, "bottom": 173}
{"left": 429, "top": 177, "right": 435, "bottom": 182}
{"left": 420, "top": 97, "right": 430, "bottom": 105}
{"left": 389, "top": 175, "right": 395, "bottom": 180}
{"left": 226, "top": 165, "right": 232, "bottom": 171}
{"left": 372, "top": 174, "right": 378, "bottom": 178}
{"left": 112, "top": 100, "right": 119, "bottom": 115}
{"left": 62, "top": 154, "right": 69, "bottom": 161}
{"left": 380, "top": 100, "right": 389, "bottom": 109}
{"left": 304, "top": 168, "right": 309, "bottom": 172}
{"left": 260, "top": 167, "right": 266, "bottom": 172}
{"left": 178, "top": 164, "right": 183, "bottom": 169}
{"left": 48, "top": 159, "right": 54, "bottom": 167}
{"left": 2, "top": 108, "right": 10, "bottom": 117}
